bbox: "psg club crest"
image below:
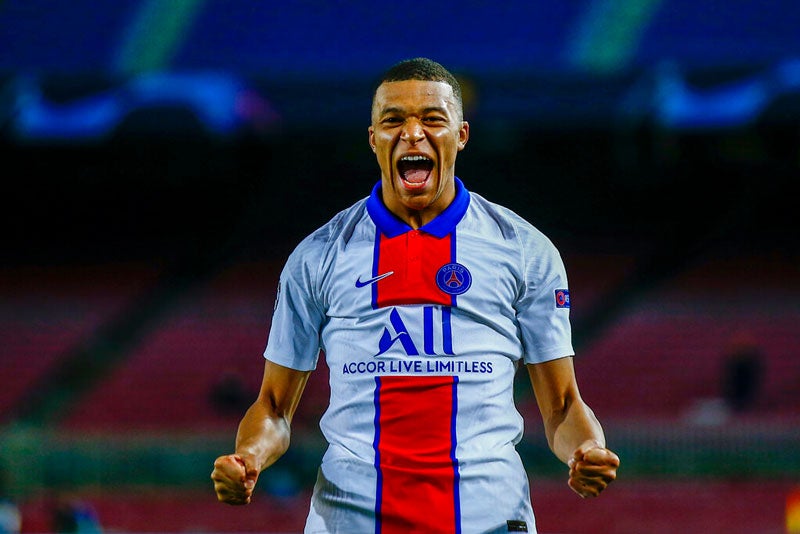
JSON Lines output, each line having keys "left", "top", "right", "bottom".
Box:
{"left": 435, "top": 263, "right": 472, "bottom": 295}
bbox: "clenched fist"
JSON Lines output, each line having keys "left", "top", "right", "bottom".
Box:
{"left": 567, "top": 440, "right": 619, "bottom": 498}
{"left": 211, "top": 453, "right": 260, "bottom": 505}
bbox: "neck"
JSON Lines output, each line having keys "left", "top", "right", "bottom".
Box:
{"left": 400, "top": 209, "right": 434, "bottom": 230}
{"left": 382, "top": 181, "right": 456, "bottom": 230}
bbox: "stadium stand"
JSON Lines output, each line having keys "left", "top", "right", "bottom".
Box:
{"left": 60, "top": 261, "right": 282, "bottom": 432}
{"left": 573, "top": 253, "right": 800, "bottom": 422}
{"left": 14, "top": 480, "right": 796, "bottom": 533}
{"left": 0, "top": 263, "right": 160, "bottom": 423}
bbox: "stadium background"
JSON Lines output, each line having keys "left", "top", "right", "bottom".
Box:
{"left": 1, "top": 1, "right": 798, "bottom": 532}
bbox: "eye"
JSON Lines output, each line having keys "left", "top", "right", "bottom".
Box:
{"left": 423, "top": 116, "right": 446, "bottom": 124}
{"left": 381, "top": 116, "right": 403, "bottom": 125}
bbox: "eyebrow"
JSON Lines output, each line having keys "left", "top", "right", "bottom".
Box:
{"left": 379, "top": 106, "right": 448, "bottom": 116}
{"left": 379, "top": 106, "right": 404, "bottom": 116}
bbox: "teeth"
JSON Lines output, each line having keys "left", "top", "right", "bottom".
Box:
{"left": 400, "top": 155, "right": 431, "bottom": 162}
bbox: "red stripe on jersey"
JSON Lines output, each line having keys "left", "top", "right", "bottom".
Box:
{"left": 374, "top": 375, "right": 459, "bottom": 534}
{"left": 375, "top": 230, "right": 452, "bottom": 307}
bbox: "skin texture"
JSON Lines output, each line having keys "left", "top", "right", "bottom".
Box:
{"left": 211, "top": 361, "right": 309, "bottom": 505}
{"left": 368, "top": 80, "right": 469, "bottom": 229}
{"left": 527, "top": 357, "right": 619, "bottom": 498}
{"left": 211, "top": 77, "right": 619, "bottom": 506}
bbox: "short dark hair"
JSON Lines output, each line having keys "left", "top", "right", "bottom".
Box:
{"left": 374, "top": 57, "right": 463, "bottom": 117}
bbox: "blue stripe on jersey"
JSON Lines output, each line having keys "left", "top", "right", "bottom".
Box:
{"left": 373, "top": 375, "right": 461, "bottom": 532}
{"left": 450, "top": 227, "right": 458, "bottom": 307}
{"left": 451, "top": 375, "right": 461, "bottom": 534}
{"left": 370, "top": 231, "right": 381, "bottom": 310}
{"left": 373, "top": 376, "right": 383, "bottom": 534}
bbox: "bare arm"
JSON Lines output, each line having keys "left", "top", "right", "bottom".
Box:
{"left": 211, "top": 360, "right": 311, "bottom": 505}
{"left": 527, "top": 356, "right": 619, "bottom": 498}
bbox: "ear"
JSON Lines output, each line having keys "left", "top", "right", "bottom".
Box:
{"left": 457, "top": 121, "right": 470, "bottom": 151}
{"left": 368, "top": 126, "right": 376, "bottom": 153}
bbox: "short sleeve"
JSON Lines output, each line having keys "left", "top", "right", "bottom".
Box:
{"left": 514, "top": 231, "right": 575, "bottom": 365}
{"left": 263, "top": 235, "right": 326, "bottom": 371}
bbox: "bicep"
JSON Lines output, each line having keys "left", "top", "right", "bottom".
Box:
{"left": 256, "top": 359, "right": 311, "bottom": 423}
{"left": 526, "top": 356, "right": 581, "bottom": 419}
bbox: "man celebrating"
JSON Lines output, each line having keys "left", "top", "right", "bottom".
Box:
{"left": 212, "top": 57, "right": 619, "bottom": 533}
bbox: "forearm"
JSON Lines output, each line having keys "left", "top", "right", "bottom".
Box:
{"left": 528, "top": 359, "right": 618, "bottom": 497}
{"left": 234, "top": 400, "right": 292, "bottom": 472}
{"left": 546, "top": 397, "right": 605, "bottom": 464}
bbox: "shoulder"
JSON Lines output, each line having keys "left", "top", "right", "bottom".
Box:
{"left": 467, "top": 192, "right": 560, "bottom": 255}
{"left": 285, "top": 197, "right": 370, "bottom": 269}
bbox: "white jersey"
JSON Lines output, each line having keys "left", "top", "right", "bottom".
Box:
{"left": 264, "top": 178, "right": 573, "bottom": 534}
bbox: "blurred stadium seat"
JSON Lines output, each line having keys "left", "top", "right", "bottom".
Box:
{"left": 0, "top": 263, "right": 161, "bottom": 423}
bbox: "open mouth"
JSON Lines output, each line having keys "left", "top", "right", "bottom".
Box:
{"left": 397, "top": 155, "right": 434, "bottom": 188}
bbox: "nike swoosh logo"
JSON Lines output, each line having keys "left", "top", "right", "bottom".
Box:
{"left": 355, "top": 271, "right": 394, "bottom": 288}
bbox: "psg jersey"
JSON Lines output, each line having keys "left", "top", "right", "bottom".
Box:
{"left": 264, "top": 178, "right": 574, "bottom": 534}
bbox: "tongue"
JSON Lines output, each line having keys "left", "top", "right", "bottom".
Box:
{"left": 403, "top": 168, "right": 429, "bottom": 184}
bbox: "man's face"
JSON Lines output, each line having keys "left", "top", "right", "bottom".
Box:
{"left": 369, "top": 80, "right": 469, "bottom": 224}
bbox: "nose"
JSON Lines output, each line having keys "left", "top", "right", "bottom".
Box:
{"left": 399, "top": 119, "right": 424, "bottom": 145}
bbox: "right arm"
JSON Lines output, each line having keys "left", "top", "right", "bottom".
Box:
{"left": 211, "top": 359, "right": 311, "bottom": 505}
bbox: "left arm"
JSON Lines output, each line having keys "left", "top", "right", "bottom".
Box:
{"left": 527, "top": 356, "right": 619, "bottom": 498}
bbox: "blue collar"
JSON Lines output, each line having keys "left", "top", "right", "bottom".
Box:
{"left": 366, "top": 177, "right": 470, "bottom": 238}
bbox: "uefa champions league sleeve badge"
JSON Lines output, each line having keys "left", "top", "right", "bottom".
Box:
{"left": 554, "top": 289, "right": 570, "bottom": 308}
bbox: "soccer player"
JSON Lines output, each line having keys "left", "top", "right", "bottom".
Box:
{"left": 211, "top": 57, "right": 619, "bottom": 533}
